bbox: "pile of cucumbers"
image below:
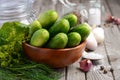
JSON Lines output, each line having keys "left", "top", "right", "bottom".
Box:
{"left": 28, "top": 10, "right": 90, "bottom": 49}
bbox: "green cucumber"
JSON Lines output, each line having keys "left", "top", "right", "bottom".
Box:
{"left": 49, "top": 19, "right": 70, "bottom": 37}
{"left": 71, "top": 23, "right": 90, "bottom": 41}
{"left": 47, "top": 33, "right": 68, "bottom": 49}
{"left": 28, "top": 20, "right": 42, "bottom": 38}
{"left": 38, "top": 10, "right": 58, "bottom": 29}
{"left": 30, "top": 29, "right": 49, "bottom": 47}
{"left": 67, "top": 32, "right": 81, "bottom": 47}
{"left": 63, "top": 14, "right": 77, "bottom": 27}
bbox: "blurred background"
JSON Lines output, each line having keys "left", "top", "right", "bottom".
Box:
{"left": 32, "top": 0, "right": 105, "bottom": 25}
{"left": 0, "top": 0, "right": 105, "bottom": 26}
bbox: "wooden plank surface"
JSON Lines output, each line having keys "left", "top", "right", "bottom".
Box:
{"left": 67, "top": 59, "right": 86, "bottom": 80}
{"left": 104, "top": 0, "right": 120, "bottom": 80}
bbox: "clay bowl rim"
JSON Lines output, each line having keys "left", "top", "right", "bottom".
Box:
{"left": 23, "top": 41, "right": 86, "bottom": 52}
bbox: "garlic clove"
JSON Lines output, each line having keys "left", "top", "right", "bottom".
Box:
{"left": 79, "top": 59, "right": 93, "bottom": 72}
{"left": 92, "top": 27, "right": 104, "bottom": 44}
{"left": 86, "top": 32, "right": 98, "bottom": 51}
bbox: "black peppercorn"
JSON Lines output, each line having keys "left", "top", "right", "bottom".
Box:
{"left": 100, "top": 66, "right": 104, "bottom": 70}
{"left": 110, "top": 68, "right": 114, "bottom": 72}
{"left": 103, "top": 69, "right": 107, "bottom": 74}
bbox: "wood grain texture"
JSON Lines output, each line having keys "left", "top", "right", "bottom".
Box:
{"left": 104, "top": 0, "right": 120, "bottom": 80}
{"left": 67, "top": 59, "right": 86, "bottom": 80}
{"left": 106, "top": 0, "right": 120, "bottom": 17}
{"left": 57, "top": 68, "right": 66, "bottom": 80}
{"left": 87, "top": 45, "right": 114, "bottom": 80}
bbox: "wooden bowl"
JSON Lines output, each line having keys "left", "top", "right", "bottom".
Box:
{"left": 22, "top": 41, "right": 86, "bottom": 68}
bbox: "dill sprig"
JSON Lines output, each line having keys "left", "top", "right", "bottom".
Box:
{"left": 0, "top": 60, "right": 60, "bottom": 80}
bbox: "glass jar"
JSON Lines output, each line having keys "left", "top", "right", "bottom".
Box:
{"left": 58, "top": 0, "right": 84, "bottom": 23}
{"left": 0, "top": 0, "right": 34, "bottom": 27}
{"left": 88, "top": 0, "right": 102, "bottom": 26}
{"left": 80, "top": 0, "right": 105, "bottom": 26}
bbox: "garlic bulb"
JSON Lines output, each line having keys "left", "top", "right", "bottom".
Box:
{"left": 86, "top": 32, "right": 98, "bottom": 51}
{"left": 92, "top": 27, "right": 104, "bottom": 44}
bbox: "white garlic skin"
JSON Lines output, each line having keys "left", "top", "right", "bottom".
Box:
{"left": 92, "top": 27, "right": 104, "bottom": 44}
{"left": 86, "top": 32, "right": 98, "bottom": 51}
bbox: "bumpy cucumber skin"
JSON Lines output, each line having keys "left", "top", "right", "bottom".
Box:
{"left": 63, "top": 14, "right": 77, "bottom": 27}
{"left": 47, "top": 33, "right": 68, "bottom": 49}
{"left": 28, "top": 20, "right": 42, "bottom": 38}
{"left": 30, "top": 29, "right": 49, "bottom": 47}
{"left": 71, "top": 23, "right": 90, "bottom": 41}
{"left": 67, "top": 32, "right": 81, "bottom": 47}
{"left": 49, "top": 19, "right": 70, "bottom": 37}
{"left": 38, "top": 10, "right": 58, "bottom": 29}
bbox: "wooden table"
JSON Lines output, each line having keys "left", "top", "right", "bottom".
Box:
{"left": 33, "top": 0, "right": 120, "bottom": 80}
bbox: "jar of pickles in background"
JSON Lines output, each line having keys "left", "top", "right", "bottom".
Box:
{"left": 0, "top": 0, "right": 35, "bottom": 27}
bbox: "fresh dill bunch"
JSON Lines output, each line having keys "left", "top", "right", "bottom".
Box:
{"left": 0, "top": 22, "right": 29, "bottom": 45}
{"left": 0, "top": 21, "right": 29, "bottom": 67}
{"left": 0, "top": 21, "right": 60, "bottom": 80}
